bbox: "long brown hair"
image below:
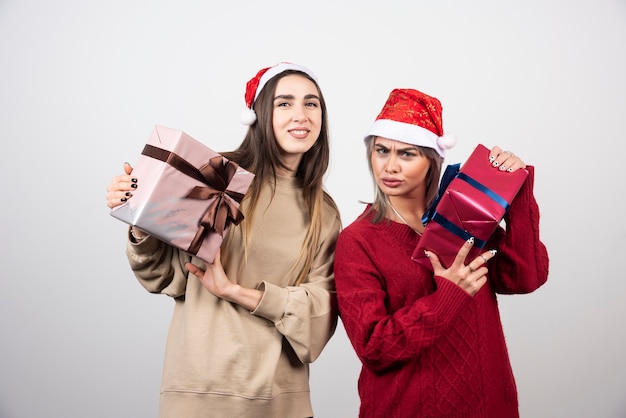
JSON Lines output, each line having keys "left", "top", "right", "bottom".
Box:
{"left": 222, "top": 70, "right": 339, "bottom": 285}
{"left": 362, "top": 135, "right": 443, "bottom": 224}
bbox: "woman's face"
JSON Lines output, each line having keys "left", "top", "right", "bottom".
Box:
{"left": 371, "top": 137, "right": 431, "bottom": 200}
{"left": 271, "top": 74, "right": 322, "bottom": 173}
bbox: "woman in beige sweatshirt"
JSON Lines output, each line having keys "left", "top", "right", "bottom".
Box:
{"left": 106, "top": 62, "right": 341, "bottom": 417}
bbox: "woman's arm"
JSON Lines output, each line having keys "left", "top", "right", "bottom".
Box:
{"left": 487, "top": 166, "right": 550, "bottom": 294}
{"left": 126, "top": 230, "right": 191, "bottom": 298}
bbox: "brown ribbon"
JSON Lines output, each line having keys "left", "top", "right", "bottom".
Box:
{"left": 142, "top": 144, "right": 245, "bottom": 256}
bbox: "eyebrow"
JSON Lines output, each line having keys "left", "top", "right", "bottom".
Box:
{"left": 375, "top": 143, "right": 417, "bottom": 152}
{"left": 273, "top": 94, "right": 321, "bottom": 101}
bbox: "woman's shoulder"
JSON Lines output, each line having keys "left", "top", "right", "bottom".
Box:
{"left": 321, "top": 192, "right": 342, "bottom": 234}
{"left": 322, "top": 191, "right": 341, "bottom": 218}
{"left": 339, "top": 205, "right": 377, "bottom": 236}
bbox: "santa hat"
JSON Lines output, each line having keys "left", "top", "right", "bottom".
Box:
{"left": 240, "top": 62, "right": 318, "bottom": 125}
{"left": 365, "top": 88, "right": 456, "bottom": 158}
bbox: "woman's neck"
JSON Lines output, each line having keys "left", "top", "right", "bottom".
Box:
{"left": 275, "top": 154, "right": 303, "bottom": 177}
{"left": 387, "top": 196, "right": 426, "bottom": 235}
{"left": 275, "top": 166, "right": 297, "bottom": 177}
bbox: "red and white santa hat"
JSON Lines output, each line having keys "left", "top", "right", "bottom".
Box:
{"left": 365, "top": 88, "right": 456, "bottom": 158}
{"left": 240, "top": 62, "right": 318, "bottom": 125}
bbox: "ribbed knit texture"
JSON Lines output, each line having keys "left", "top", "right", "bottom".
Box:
{"left": 334, "top": 167, "right": 549, "bottom": 418}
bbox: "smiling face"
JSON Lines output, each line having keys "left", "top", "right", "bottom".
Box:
{"left": 370, "top": 136, "right": 431, "bottom": 201}
{"left": 271, "top": 74, "right": 322, "bottom": 175}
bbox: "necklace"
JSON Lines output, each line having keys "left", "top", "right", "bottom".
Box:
{"left": 387, "top": 198, "right": 423, "bottom": 236}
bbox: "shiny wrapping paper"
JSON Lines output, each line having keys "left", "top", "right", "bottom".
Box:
{"left": 412, "top": 144, "right": 528, "bottom": 271}
{"left": 110, "top": 125, "right": 254, "bottom": 263}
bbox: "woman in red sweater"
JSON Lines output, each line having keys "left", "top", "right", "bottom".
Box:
{"left": 334, "top": 88, "right": 549, "bottom": 418}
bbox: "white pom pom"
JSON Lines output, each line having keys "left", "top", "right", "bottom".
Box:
{"left": 240, "top": 108, "right": 257, "bottom": 125}
{"left": 437, "top": 133, "right": 457, "bottom": 150}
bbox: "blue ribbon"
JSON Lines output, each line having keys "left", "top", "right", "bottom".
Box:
{"left": 432, "top": 212, "right": 487, "bottom": 249}
{"left": 456, "top": 172, "right": 509, "bottom": 210}
{"left": 422, "top": 163, "right": 512, "bottom": 245}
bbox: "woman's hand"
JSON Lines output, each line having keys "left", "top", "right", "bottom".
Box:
{"left": 106, "top": 162, "right": 137, "bottom": 209}
{"left": 489, "top": 146, "right": 526, "bottom": 172}
{"left": 186, "top": 250, "right": 238, "bottom": 300}
{"left": 106, "top": 162, "right": 148, "bottom": 239}
{"left": 425, "top": 237, "right": 497, "bottom": 297}
{"left": 186, "top": 250, "right": 263, "bottom": 310}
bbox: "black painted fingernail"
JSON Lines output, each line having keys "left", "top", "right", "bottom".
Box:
{"left": 131, "top": 178, "right": 137, "bottom": 183}
{"left": 125, "top": 192, "right": 131, "bottom": 197}
{"left": 120, "top": 197, "right": 127, "bottom": 202}
{"left": 131, "top": 183, "right": 137, "bottom": 189}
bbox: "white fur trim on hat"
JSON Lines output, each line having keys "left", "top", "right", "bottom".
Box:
{"left": 437, "top": 133, "right": 456, "bottom": 150}
{"left": 240, "top": 62, "right": 318, "bottom": 126}
{"left": 366, "top": 119, "right": 449, "bottom": 158}
{"left": 253, "top": 63, "right": 318, "bottom": 105}
{"left": 240, "top": 108, "right": 257, "bottom": 126}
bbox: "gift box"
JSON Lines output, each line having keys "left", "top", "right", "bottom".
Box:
{"left": 411, "top": 144, "right": 528, "bottom": 271}
{"left": 110, "top": 125, "right": 255, "bottom": 263}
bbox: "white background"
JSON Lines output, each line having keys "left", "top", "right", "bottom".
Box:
{"left": 1, "top": 1, "right": 625, "bottom": 417}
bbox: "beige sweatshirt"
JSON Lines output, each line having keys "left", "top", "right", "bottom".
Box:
{"left": 126, "top": 175, "right": 341, "bottom": 418}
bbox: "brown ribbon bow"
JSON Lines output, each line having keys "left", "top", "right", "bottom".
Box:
{"left": 142, "top": 144, "right": 245, "bottom": 256}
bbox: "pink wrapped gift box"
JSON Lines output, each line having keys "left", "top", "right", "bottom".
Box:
{"left": 110, "top": 125, "right": 255, "bottom": 263}
{"left": 412, "top": 144, "right": 528, "bottom": 271}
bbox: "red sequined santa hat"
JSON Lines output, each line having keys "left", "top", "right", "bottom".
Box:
{"left": 365, "top": 88, "right": 456, "bottom": 158}
{"left": 240, "top": 62, "right": 318, "bottom": 125}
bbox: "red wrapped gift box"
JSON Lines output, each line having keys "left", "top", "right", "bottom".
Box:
{"left": 412, "top": 144, "right": 528, "bottom": 271}
{"left": 110, "top": 125, "right": 255, "bottom": 263}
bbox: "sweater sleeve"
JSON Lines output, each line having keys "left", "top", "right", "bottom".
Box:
{"left": 251, "top": 212, "right": 341, "bottom": 364}
{"left": 125, "top": 227, "right": 192, "bottom": 298}
{"left": 334, "top": 229, "right": 473, "bottom": 373}
{"left": 486, "top": 166, "right": 550, "bottom": 294}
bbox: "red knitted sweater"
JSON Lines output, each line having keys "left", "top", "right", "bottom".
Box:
{"left": 334, "top": 167, "right": 549, "bottom": 418}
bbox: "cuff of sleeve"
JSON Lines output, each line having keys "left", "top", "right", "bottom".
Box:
{"left": 432, "top": 276, "right": 473, "bottom": 325}
{"left": 505, "top": 165, "right": 537, "bottom": 222}
{"left": 250, "top": 281, "right": 289, "bottom": 322}
{"left": 511, "top": 165, "right": 535, "bottom": 206}
{"left": 127, "top": 227, "right": 160, "bottom": 255}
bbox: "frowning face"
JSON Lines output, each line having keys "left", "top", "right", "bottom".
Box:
{"left": 371, "top": 136, "right": 431, "bottom": 200}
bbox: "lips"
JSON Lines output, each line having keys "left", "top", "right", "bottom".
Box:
{"left": 289, "top": 129, "right": 310, "bottom": 139}
{"left": 381, "top": 178, "right": 402, "bottom": 187}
